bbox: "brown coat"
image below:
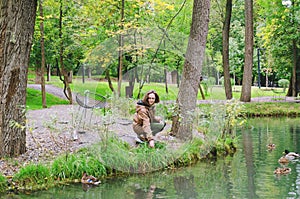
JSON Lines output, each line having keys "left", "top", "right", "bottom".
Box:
{"left": 133, "top": 100, "right": 160, "bottom": 141}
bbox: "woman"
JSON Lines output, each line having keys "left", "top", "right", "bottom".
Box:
{"left": 133, "top": 90, "right": 166, "bottom": 148}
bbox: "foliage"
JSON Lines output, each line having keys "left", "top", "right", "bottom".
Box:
{"left": 106, "top": 96, "right": 136, "bottom": 118}
{"left": 0, "top": 174, "right": 7, "bottom": 193}
{"left": 201, "top": 77, "right": 216, "bottom": 96}
{"left": 256, "top": 0, "right": 300, "bottom": 85}
{"left": 13, "top": 164, "right": 52, "bottom": 188}
{"left": 214, "top": 136, "right": 238, "bottom": 155}
{"left": 51, "top": 150, "right": 106, "bottom": 180}
{"left": 173, "top": 139, "right": 205, "bottom": 166}
{"left": 278, "top": 79, "right": 289, "bottom": 92}
{"left": 97, "top": 135, "right": 173, "bottom": 174}
{"left": 222, "top": 99, "right": 246, "bottom": 138}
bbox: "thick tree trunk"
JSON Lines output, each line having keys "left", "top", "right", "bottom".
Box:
{"left": 222, "top": 0, "right": 233, "bottom": 100}
{"left": 171, "top": 0, "right": 210, "bottom": 140}
{"left": 0, "top": 0, "right": 37, "bottom": 157}
{"left": 240, "top": 0, "right": 253, "bottom": 102}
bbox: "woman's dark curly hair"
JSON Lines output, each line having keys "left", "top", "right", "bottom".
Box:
{"left": 142, "top": 90, "right": 160, "bottom": 105}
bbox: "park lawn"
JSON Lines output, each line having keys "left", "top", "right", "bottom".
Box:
{"left": 26, "top": 88, "right": 69, "bottom": 110}
{"left": 28, "top": 76, "right": 297, "bottom": 116}
{"left": 34, "top": 76, "right": 286, "bottom": 100}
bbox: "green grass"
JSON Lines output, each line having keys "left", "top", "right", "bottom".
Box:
{"left": 0, "top": 174, "right": 6, "bottom": 193}
{"left": 26, "top": 88, "right": 69, "bottom": 110}
{"left": 51, "top": 149, "right": 106, "bottom": 180}
{"left": 30, "top": 76, "right": 287, "bottom": 100}
{"left": 242, "top": 102, "right": 300, "bottom": 117}
{"left": 13, "top": 164, "right": 52, "bottom": 189}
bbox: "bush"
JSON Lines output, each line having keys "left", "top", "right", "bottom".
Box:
{"left": 278, "top": 79, "right": 289, "bottom": 92}
{"left": 51, "top": 150, "right": 106, "bottom": 180}
{"left": 13, "top": 164, "right": 52, "bottom": 188}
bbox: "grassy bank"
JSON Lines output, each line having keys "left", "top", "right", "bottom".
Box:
{"left": 242, "top": 102, "right": 300, "bottom": 117}
{"left": 0, "top": 135, "right": 235, "bottom": 194}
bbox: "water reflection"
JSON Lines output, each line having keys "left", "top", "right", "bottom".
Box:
{"left": 134, "top": 184, "right": 166, "bottom": 199}
{"left": 174, "top": 175, "right": 198, "bottom": 198}
{"left": 4, "top": 117, "right": 300, "bottom": 199}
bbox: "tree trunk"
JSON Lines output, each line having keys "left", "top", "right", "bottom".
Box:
{"left": 171, "top": 0, "right": 210, "bottom": 140}
{"left": 0, "top": 0, "right": 37, "bottom": 157}
{"left": 240, "top": 0, "right": 253, "bottom": 102}
{"left": 59, "top": 0, "right": 72, "bottom": 104}
{"left": 39, "top": 0, "right": 47, "bottom": 108}
{"left": 164, "top": 68, "right": 169, "bottom": 94}
{"left": 46, "top": 64, "right": 51, "bottom": 81}
{"left": 291, "top": 39, "right": 297, "bottom": 96}
{"left": 222, "top": 0, "right": 233, "bottom": 100}
{"left": 117, "top": 0, "right": 125, "bottom": 97}
{"left": 105, "top": 69, "right": 115, "bottom": 93}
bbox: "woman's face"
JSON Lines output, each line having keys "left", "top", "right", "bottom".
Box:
{"left": 148, "top": 93, "right": 156, "bottom": 106}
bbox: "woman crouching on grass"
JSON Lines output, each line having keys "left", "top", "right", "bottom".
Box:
{"left": 133, "top": 90, "right": 166, "bottom": 148}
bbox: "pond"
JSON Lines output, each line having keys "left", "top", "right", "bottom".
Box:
{"left": 5, "top": 117, "right": 300, "bottom": 199}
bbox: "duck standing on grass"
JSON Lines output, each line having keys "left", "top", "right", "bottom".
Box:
{"left": 81, "top": 172, "right": 101, "bottom": 185}
{"left": 283, "top": 149, "right": 300, "bottom": 160}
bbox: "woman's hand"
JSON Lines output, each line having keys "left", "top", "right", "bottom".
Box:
{"left": 149, "top": 140, "right": 155, "bottom": 148}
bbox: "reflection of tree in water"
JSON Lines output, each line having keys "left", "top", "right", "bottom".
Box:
{"left": 174, "top": 175, "right": 198, "bottom": 199}
{"left": 134, "top": 184, "right": 166, "bottom": 199}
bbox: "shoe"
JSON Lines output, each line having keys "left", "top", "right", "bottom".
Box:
{"left": 135, "top": 137, "right": 145, "bottom": 144}
{"left": 168, "top": 131, "right": 176, "bottom": 137}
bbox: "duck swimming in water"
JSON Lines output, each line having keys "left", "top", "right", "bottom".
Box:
{"left": 278, "top": 156, "right": 289, "bottom": 164}
{"left": 81, "top": 172, "right": 101, "bottom": 185}
{"left": 274, "top": 167, "right": 291, "bottom": 175}
{"left": 283, "top": 149, "right": 300, "bottom": 160}
{"left": 266, "top": 143, "right": 276, "bottom": 151}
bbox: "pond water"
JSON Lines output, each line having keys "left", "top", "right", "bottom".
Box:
{"left": 5, "top": 117, "right": 300, "bottom": 199}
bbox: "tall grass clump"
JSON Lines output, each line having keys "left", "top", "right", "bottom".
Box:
{"left": 193, "top": 99, "right": 245, "bottom": 155}
{"left": 0, "top": 174, "right": 7, "bottom": 193}
{"left": 106, "top": 96, "right": 136, "bottom": 119}
{"left": 51, "top": 148, "right": 106, "bottom": 181}
{"left": 13, "top": 164, "right": 52, "bottom": 189}
{"left": 94, "top": 134, "right": 177, "bottom": 174}
{"left": 173, "top": 139, "right": 205, "bottom": 166}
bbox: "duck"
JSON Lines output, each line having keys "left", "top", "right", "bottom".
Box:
{"left": 266, "top": 143, "right": 276, "bottom": 150}
{"left": 274, "top": 167, "right": 291, "bottom": 175}
{"left": 81, "top": 172, "right": 101, "bottom": 185}
{"left": 278, "top": 156, "right": 289, "bottom": 164}
{"left": 283, "top": 149, "right": 300, "bottom": 160}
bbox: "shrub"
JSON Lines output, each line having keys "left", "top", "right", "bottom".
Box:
{"left": 51, "top": 150, "right": 106, "bottom": 180}
{"left": 13, "top": 164, "right": 52, "bottom": 188}
{"left": 278, "top": 79, "right": 289, "bottom": 92}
